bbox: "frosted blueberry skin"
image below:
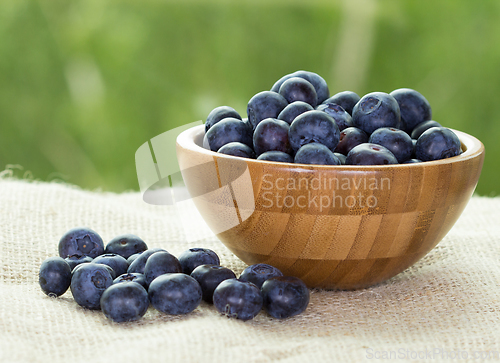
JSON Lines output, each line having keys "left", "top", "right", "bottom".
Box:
{"left": 218, "top": 142, "right": 256, "bottom": 159}
{"left": 411, "top": 120, "right": 442, "bottom": 140}
{"left": 100, "top": 283, "right": 149, "bottom": 323}
{"left": 149, "top": 273, "right": 202, "bottom": 315}
{"left": 104, "top": 234, "right": 148, "bottom": 260}
{"left": 143, "top": 251, "right": 182, "bottom": 286}
{"left": 346, "top": 143, "right": 399, "bottom": 166}
{"left": 352, "top": 92, "right": 401, "bottom": 134}
{"left": 64, "top": 255, "right": 93, "bottom": 271}
{"left": 253, "top": 118, "right": 292, "bottom": 156}
{"left": 39, "top": 257, "right": 72, "bottom": 297}
{"left": 278, "top": 77, "right": 317, "bottom": 108}
{"left": 205, "top": 106, "right": 241, "bottom": 133}
{"left": 127, "top": 248, "right": 166, "bottom": 274}
{"left": 205, "top": 117, "right": 253, "bottom": 152}
{"left": 92, "top": 253, "right": 130, "bottom": 278}
{"left": 213, "top": 279, "right": 263, "bottom": 321}
{"left": 288, "top": 110, "right": 340, "bottom": 152}
{"left": 316, "top": 103, "right": 353, "bottom": 131}
{"left": 191, "top": 264, "right": 236, "bottom": 303}
{"left": 58, "top": 227, "right": 104, "bottom": 259}
{"left": 247, "top": 90, "right": 288, "bottom": 131}
{"left": 271, "top": 70, "right": 330, "bottom": 104}
{"left": 257, "top": 151, "right": 294, "bottom": 163}
{"left": 261, "top": 276, "right": 310, "bottom": 319}
{"left": 294, "top": 143, "right": 341, "bottom": 166}
{"left": 178, "top": 248, "right": 220, "bottom": 275}
{"left": 239, "top": 263, "right": 283, "bottom": 289}
{"left": 127, "top": 252, "right": 143, "bottom": 265}
{"left": 321, "top": 91, "right": 360, "bottom": 115}
{"left": 369, "top": 127, "right": 414, "bottom": 163}
{"left": 334, "top": 127, "right": 369, "bottom": 156}
{"left": 113, "top": 272, "right": 148, "bottom": 291}
{"left": 415, "top": 127, "right": 462, "bottom": 162}
{"left": 70, "top": 263, "right": 114, "bottom": 310}
{"left": 390, "top": 88, "right": 432, "bottom": 134}
{"left": 277, "top": 101, "right": 314, "bottom": 125}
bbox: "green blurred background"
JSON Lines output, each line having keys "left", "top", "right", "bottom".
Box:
{"left": 0, "top": 0, "right": 497, "bottom": 194}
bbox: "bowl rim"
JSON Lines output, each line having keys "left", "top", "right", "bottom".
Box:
{"left": 176, "top": 124, "right": 484, "bottom": 170}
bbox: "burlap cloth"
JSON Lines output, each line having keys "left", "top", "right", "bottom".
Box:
{"left": 1, "top": 176, "right": 499, "bottom": 362}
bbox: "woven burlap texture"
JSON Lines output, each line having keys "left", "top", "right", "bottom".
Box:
{"left": 0, "top": 177, "right": 499, "bottom": 363}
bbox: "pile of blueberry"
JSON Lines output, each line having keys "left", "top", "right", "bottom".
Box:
{"left": 39, "top": 227, "right": 309, "bottom": 323}
{"left": 203, "top": 70, "right": 462, "bottom": 165}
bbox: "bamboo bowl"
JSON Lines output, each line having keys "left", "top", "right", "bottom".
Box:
{"left": 176, "top": 125, "right": 484, "bottom": 290}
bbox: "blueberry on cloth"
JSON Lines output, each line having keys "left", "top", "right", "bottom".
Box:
{"left": 100, "top": 283, "right": 149, "bottom": 323}
{"left": 104, "top": 234, "right": 148, "bottom": 259}
{"left": 213, "top": 279, "right": 263, "bottom": 321}
{"left": 148, "top": 273, "right": 202, "bottom": 315}
{"left": 239, "top": 263, "right": 283, "bottom": 289}
{"left": 178, "top": 248, "right": 220, "bottom": 275}
{"left": 39, "top": 257, "right": 72, "bottom": 297}
{"left": 261, "top": 276, "right": 310, "bottom": 319}
{"left": 70, "top": 263, "right": 114, "bottom": 309}
{"left": 58, "top": 227, "right": 104, "bottom": 259}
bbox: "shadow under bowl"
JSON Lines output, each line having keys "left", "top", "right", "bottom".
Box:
{"left": 176, "top": 125, "right": 484, "bottom": 290}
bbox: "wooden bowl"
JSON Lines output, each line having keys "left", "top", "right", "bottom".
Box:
{"left": 176, "top": 125, "right": 484, "bottom": 290}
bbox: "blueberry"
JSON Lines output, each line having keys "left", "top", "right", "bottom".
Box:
{"left": 205, "top": 117, "right": 253, "bottom": 152}
{"left": 334, "top": 127, "right": 369, "bottom": 156}
{"left": 143, "top": 251, "right": 182, "bottom": 285}
{"left": 92, "top": 253, "right": 129, "bottom": 278}
{"left": 39, "top": 257, "right": 72, "bottom": 297}
{"left": 390, "top": 88, "right": 432, "bottom": 134}
{"left": 247, "top": 91, "right": 288, "bottom": 130}
{"left": 346, "top": 143, "right": 399, "bottom": 165}
{"left": 415, "top": 127, "right": 462, "bottom": 161}
{"left": 334, "top": 152, "right": 347, "bottom": 165}
{"left": 64, "top": 255, "right": 93, "bottom": 271}
{"left": 239, "top": 263, "right": 283, "bottom": 289}
{"left": 294, "top": 143, "right": 341, "bottom": 165}
{"left": 278, "top": 77, "right": 317, "bottom": 108}
{"left": 104, "top": 234, "right": 148, "bottom": 259}
{"left": 410, "top": 120, "right": 442, "bottom": 140}
{"left": 322, "top": 91, "right": 360, "bottom": 115}
{"left": 277, "top": 101, "right": 314, "bottom": 125}
{"left": 148, "top": 273, "right": 202, "bottom": 315}
{"left": 316, "top": 103, "right": 353, "bottom": 131}
{"left": 58, "top": 227, "right": 104, "bottom": 259}
{"left": 178, "top": 248, "right": 220, "bottom": 275}
{"left": 218, "top": 142, "right": 256, "bottom": 159}
{"left": 213, "top": 279, "right": 263, "bottom": 321}
{"left": 127, "top": 252, "right": 142, "bottom": 265}
{"left": 368, "top": 127, "right": 413, "bottom": 163}
{"left": 127, "top": 248, "right": 165, "bottom": 274}
{"left": 257, "top": 151, "right": 294, "bottom": 163}
{"left": 271, "top": 70, "right": 330, "bottom": 104}
{"left": 253, "top": 118, "right": 292, "bottom": 156}
{"left": 190, "top": 264, "right": 236, "bottom": 303}
{"left": 70, "top": 263, "right": 114, "bottom": 309}
{"left": 261, "top": 276, "right": 310, "bottom": 319}
{"left": 288, "top": 110, "right": 340, "bottom": 152}
{"left": 352, "top": 92, "right": 401, "bottom": 134}
{"left": 113, "top": 273, "right": 148, "bottom": 291}
{"left": 100, "top": 283, "right": 149, "bottom": 323}
{"left": 205, "top": 106, "right": 242, "bottom": 133}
